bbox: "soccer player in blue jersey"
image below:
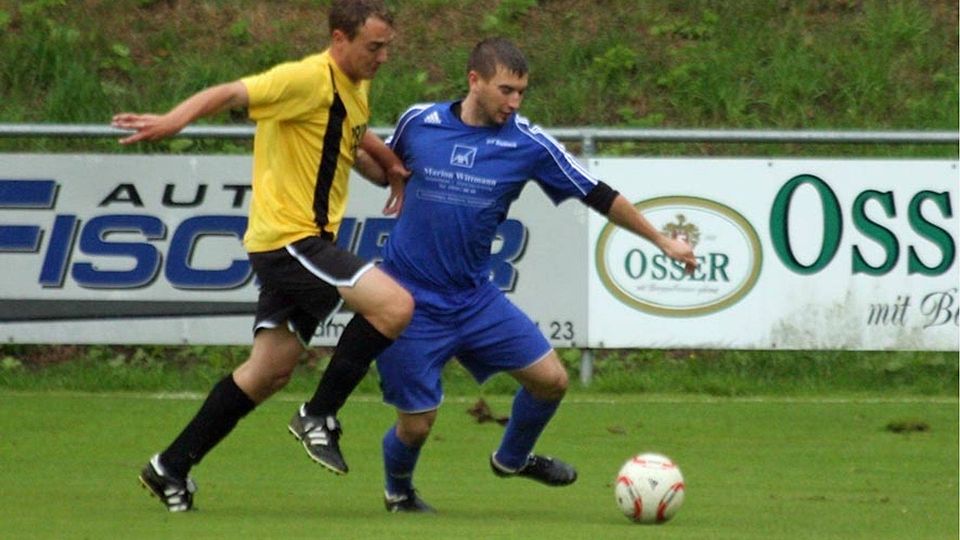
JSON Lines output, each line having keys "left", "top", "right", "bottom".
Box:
{"left": 365, "top": 38, "right": 698, "bottom": 512}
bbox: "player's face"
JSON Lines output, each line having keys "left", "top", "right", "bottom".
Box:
{"left": 333, "top": 16, "right": 395, "bottom": 81}
{"left": 471, "top": 65, "right": 528, "bottom": 125}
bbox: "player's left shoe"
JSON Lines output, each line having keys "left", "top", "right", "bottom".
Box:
{"left": 490, "top": 453, "right": 578, "bottom": 486}
{"left": 384, "top": 489, "right": 437, "bottom": 513}
{"left": 138, "top": 454, "right": 197, "bottom": 512}
{"left": 288, "top": 404, "right": 349, "bottom": 474}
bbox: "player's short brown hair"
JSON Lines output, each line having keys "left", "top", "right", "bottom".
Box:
{"left": 329, "top": 0, "right": 394, "bottom": 39}
{"left": 467, "top": 37, "right": 529, "bottom": 79}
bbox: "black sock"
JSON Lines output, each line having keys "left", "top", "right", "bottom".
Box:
{"left": 159, "top": 374, "right": 255, "bottom": 479}
{"left": 304, "top": 315, "right": 393, "bottom": 417}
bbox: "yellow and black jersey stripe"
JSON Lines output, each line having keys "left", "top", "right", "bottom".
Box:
{"left": 241, "top": 50, "right": 369, "bottom": 253}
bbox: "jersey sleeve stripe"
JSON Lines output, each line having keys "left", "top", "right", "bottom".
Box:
{"left": 387, "top": 103, "right": 435, "bottom": 146}
{"left": 514, "top": 116, "right": 598, "bottom": 195}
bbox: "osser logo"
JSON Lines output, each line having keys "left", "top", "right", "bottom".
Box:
{"left": 595, "top": 196, "right": 762, "bottom": 317}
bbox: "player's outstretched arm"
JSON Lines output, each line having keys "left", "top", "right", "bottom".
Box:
{"left": 606, "top": 194, "right": 698, "bottom": 274}
{"left": 112, "top": 81, "right": 249, "bottom": 145}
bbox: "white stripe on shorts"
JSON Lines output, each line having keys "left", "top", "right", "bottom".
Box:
{"left": 285, "top": 243, "right": 375, "bottom": 288}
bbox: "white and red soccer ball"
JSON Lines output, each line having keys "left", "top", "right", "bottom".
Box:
{"left": 614, "top": 452, "right": 685, "bottom": 524}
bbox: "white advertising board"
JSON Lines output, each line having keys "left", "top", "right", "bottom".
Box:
{"left": 0, "top": 154, "right": 587, "bottom": 346}
{"left": 588, "top": 158, "right": 958, "bottom": 350}
{"left": 2, "top": 154, "right": 955, "bottom": 351}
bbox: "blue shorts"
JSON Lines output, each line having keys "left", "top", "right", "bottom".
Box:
{"left": 376, "top": 278, "right": 551, "bottom": 413}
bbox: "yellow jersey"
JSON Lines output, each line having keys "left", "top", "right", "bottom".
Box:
{"left": 241, "top": 50, "right": 369, "bottom": 252}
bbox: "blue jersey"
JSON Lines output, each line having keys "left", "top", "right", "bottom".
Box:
{"left": 383, "top": 101, "right": 599, "bottom": 292}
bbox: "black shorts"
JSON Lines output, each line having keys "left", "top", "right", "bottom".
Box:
{"left": 248, "top": 236, "right": 373, "bottom": 345}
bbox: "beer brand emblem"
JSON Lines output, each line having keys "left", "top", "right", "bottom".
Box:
{"left": 661, "top": 214, "right": 700, "bottom": 248}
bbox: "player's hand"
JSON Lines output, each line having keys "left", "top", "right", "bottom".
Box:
{"left": 659, "top": 236, "right": 698, "bottom": 275}
{"left": 382, "top": 163, "right": 410, "bottom": 216}
{"left": 111, "top": 113, "right": 181, "bottom": 145}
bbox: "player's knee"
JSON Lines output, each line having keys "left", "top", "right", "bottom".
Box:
{"left": 556, "top": 368, "right": 569, "bottom": 393}
{"left": 547, "top": 371, "right": 569, "bottom": 400}
{"left": 397, "top": 415, "right": 434, "bottom": 447}
{"left": 530, "top": 368, "right": 568, "bottom": 401}
{"left": 234, "top": 351, "right": 298, "bottom": 402}
{"left": 261, "top": 355, "right": 299, "bottom": 393}
{"left": 400, "top": 426, "right": 430, "bottom": 447}
{"left": 237, "top": 332, "right": 303, "bottom": 399}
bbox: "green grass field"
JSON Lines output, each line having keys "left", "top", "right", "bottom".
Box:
{"left": 2, "top": 390, "right": 956, "bottom": 539}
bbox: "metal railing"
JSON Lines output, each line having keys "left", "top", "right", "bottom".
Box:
{"left": 1, "top": 124, "right": 957, "bottom": 156}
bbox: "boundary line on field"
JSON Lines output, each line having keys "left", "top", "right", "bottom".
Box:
{"left": 0, "top": 389, "right": 956, "bottom": 405}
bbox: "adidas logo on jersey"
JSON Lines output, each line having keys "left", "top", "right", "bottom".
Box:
{"left": 423, "top": 111, "right": 442, "bottom": 125}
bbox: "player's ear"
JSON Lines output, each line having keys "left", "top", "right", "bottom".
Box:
{"left": 467, "top": 70, "right": 482, "bottom": 89}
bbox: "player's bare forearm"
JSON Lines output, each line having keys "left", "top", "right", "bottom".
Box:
{"left": 359, "top": 130, "right": 398, "bottom": 167}
{"left": 112, "top": 81, "right": 249, "bottom": 145}
{"left": 360, "top": 130, "right": 409, "bottom": 215}
{"left": 354, "top": 149, "right": 387, "bottom": 185}
{"left": 606, "top": 194, "right": 698, "bottom": 273}
{"left": 360, "top": 131, "right": 408, "bottom": 182}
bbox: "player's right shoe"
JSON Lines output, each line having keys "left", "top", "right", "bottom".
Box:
{"left": 288, "top": 404, "right": 349, "bottom": 475}
{"left": 384, "top": 489, "right": 437, "bottom": 513}
{"left": 490, "top": 453, "right": 578, "bottom": 486}
{"left": 138, "top": 454, "right": 197, "bottom": 512}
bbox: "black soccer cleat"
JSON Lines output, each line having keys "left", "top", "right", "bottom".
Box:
{"left": 138, "top": 454, "right": 197, "bottom": 512}
{"left": 490, "top": 453, "right": 578, "bottom": 486}
{"left": 384, "top": 489, "right": 437, "bottom": 513}
{"left": 288, "top": 404, "right": 349, "bottom": 475}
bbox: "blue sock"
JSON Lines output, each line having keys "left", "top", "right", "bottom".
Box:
{"left": 494, "top": 388, "right": 560, "bottom": 471}
{"left": 383, "top": 425, "right": 421, "bottom": 496}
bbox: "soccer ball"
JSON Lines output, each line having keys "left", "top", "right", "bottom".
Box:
{"left": 614, "top": 453, "right": 685, "bottom": 524}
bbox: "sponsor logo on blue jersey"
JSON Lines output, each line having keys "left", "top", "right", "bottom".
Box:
{"left": 486, "top": 137, "right": 518, "bottom": 148}
{"left": 450, "top": 144, "right": 477, "bottom": 168}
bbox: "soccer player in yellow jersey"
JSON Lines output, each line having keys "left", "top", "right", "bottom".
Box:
{"left": 112, "top": 0, "right": 413, "bottom": 512}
